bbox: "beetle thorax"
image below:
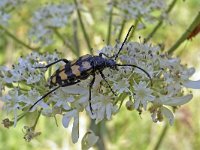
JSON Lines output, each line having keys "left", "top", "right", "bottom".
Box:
{"left": 92, "top": 56, "right": 117, "bottom": 70}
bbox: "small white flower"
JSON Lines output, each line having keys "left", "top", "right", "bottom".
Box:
{"left": 133, "top": 81, "right": 155, "bottom": 110}
{"left": 0, "top": 0, "right": 24, "bottom": 25}
{"left": 113, "top": 78, "right": 130, "bottom": 94}
{"left": 114, "top": 0, "right": 167, "bottom": 23}
{"left": 49, "top": 89, "right": 74, "bottom": 111}
{"left": 2, "top": 89, "right": 21, "bottom": 112}
{"left": 1, "top": 89, "right": 23, "bottom": 126}
{"left": 92, "top": 94, "right": 117, "bottom": 124}
{"left": 29, "top": 3, "right": 75, "bottom": 46}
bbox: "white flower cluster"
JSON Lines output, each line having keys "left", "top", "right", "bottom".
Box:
{"left": 29, "top": 3, "right": 75, "bottom": 46}
{"left": 0, "top": 0, "right": 24, "bottom": 26}
{"left": 1, "top": 42, "right": 199, "bottom": 143}
{"left": 113, "top": 0, "right": 167, "bottom": 23}
{"left": 0, "top": 52, "right": 60, "bottom": 125}
{"left": 99, "top": 42, "right": 198, "bottom": 124}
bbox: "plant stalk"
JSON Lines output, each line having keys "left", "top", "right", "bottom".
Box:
{"left": 0, "top": 25, "right": 38, "bottom": 50}
{"left": 74, "top": 0, "right": 93, "bottom": 54}
{"left": 90, "top": 120, "right": 106, "bottom": 150}
{"left": 107, "top": 6, "right": 113, "bottom": 45}
{"left": 145, "top": 0, "right": 177, "bottom": 42}
{"left": 153, "top": 124, "right": 169, "bottom": 150}
{"left": 168, "top": 11, "right": 200, "bottom": 54}
{"left": 118, "top": 19, "right": 126, "bottom": 41}
{"left": 52, "top": 28, "right": 78, "bottom": 57}
{"left": 127, "top": 18, "right": 139, "bottom": 41}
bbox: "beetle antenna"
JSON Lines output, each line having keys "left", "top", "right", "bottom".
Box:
{"left": 116, "top": 64, "right": 152, "bottom": 86}
{"left": 29, "top": 86, "right": 60, "bottom": 111}
{"left": 114, "top": 25, "right": 134, "bottom": 60}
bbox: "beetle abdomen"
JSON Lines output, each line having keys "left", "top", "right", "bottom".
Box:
{"left": 49, "top": 54, "right": 94, "bottom": 88}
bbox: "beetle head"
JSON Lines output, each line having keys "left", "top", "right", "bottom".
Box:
{"left": 106, "top": 59, "right": 118, "bottom": 70}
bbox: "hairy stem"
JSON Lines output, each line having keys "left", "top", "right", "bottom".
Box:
{"left": 168, "top": 11, "right": 200, "bottom": 54}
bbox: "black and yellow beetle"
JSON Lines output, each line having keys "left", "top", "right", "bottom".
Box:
{"left": 30, "top": 26, "right": 152, "bottom": 113}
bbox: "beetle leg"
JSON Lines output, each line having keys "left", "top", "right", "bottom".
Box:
{"left": 99, "top": 71, "right": 117, "bottom": 96}
{"left": 34, "top": 59, "right": 70, "bottom": 69}
{"left": 89, "top": 74, "right": 95, "bottom": 114}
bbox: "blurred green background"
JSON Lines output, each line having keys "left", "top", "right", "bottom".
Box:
{"left": 0, "top": 0, "right": 200, "bottom": 150}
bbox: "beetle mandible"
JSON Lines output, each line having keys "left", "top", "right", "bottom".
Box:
{"left": 30, "top": 25, "right": 152, "bottom": 113}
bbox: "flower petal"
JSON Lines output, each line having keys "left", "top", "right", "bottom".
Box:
{"left": 106, "top": 103, "right": 112, "bottom": 120}
{"left": 161, "top": 106, "right": 174, "bottom": 125}
{"left": 81, "top": 130, "right": 99, "bottom": 150}
{"left": 161, "top": 94, "right": 193, "bottom": 106}
{"left": 72, "top": 117, "right": 79, "bottom": 143}
{"left": 62, "top": 114, "right": 71, "bottom": 128}
{"left": 183, "top": 80, "right": 200, "bottom": 89}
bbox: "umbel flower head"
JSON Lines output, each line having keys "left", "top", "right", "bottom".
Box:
{"left": 0, "top": 41, "right": 199, "bottom": 143}
{"left": 111, "top": 0, "right": 167, "bottom": 24}
{"left": 0, "top": 0, "right": 25, "bottom": 26}
{"left": 29, "top": 3, "right": 75, "bottom": 46}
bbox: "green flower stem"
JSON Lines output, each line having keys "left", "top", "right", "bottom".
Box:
{"left": 118, "top": 19, "right": 126, "bottom": 41}
{"left": 32, "top": 109, "right": 42, "bottom": 130}
{"left": 72, "top": 19, "right": 81, "bottom": 57}
{"left": 74, "top": 0, "right": 93, "bottom": 55}
{"left": 0, "top": 25, "right": 38, "bottom": 51}
{"left": 145, "top": 21, "right": 162, "bottom": 43}
{"left": 145, "top": 0, "right": 177, "bottom": 42}
{"left": 52, "top": 28, "right": 78, "bottom": 57}
{"left": 153, "top": 124, "right": 169, "bottom": 150}
{"left": 168, "top": 11, "right": 200, "bottom": 54}
{"left": 17, "top": 112, "right": 28, "bottom": 122}
{"left": 107, "top": 6, "right": 113, "bottom": 45}
{"left": 90, "top": 120, "right": 106, "bottom": 150}
{"left": 115, "top": 93, "right": 127, "bottom": 109}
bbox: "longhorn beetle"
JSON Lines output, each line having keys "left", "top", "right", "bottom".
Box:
{"left": 30, "top": 25, "right": 152, "bottom": 113}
